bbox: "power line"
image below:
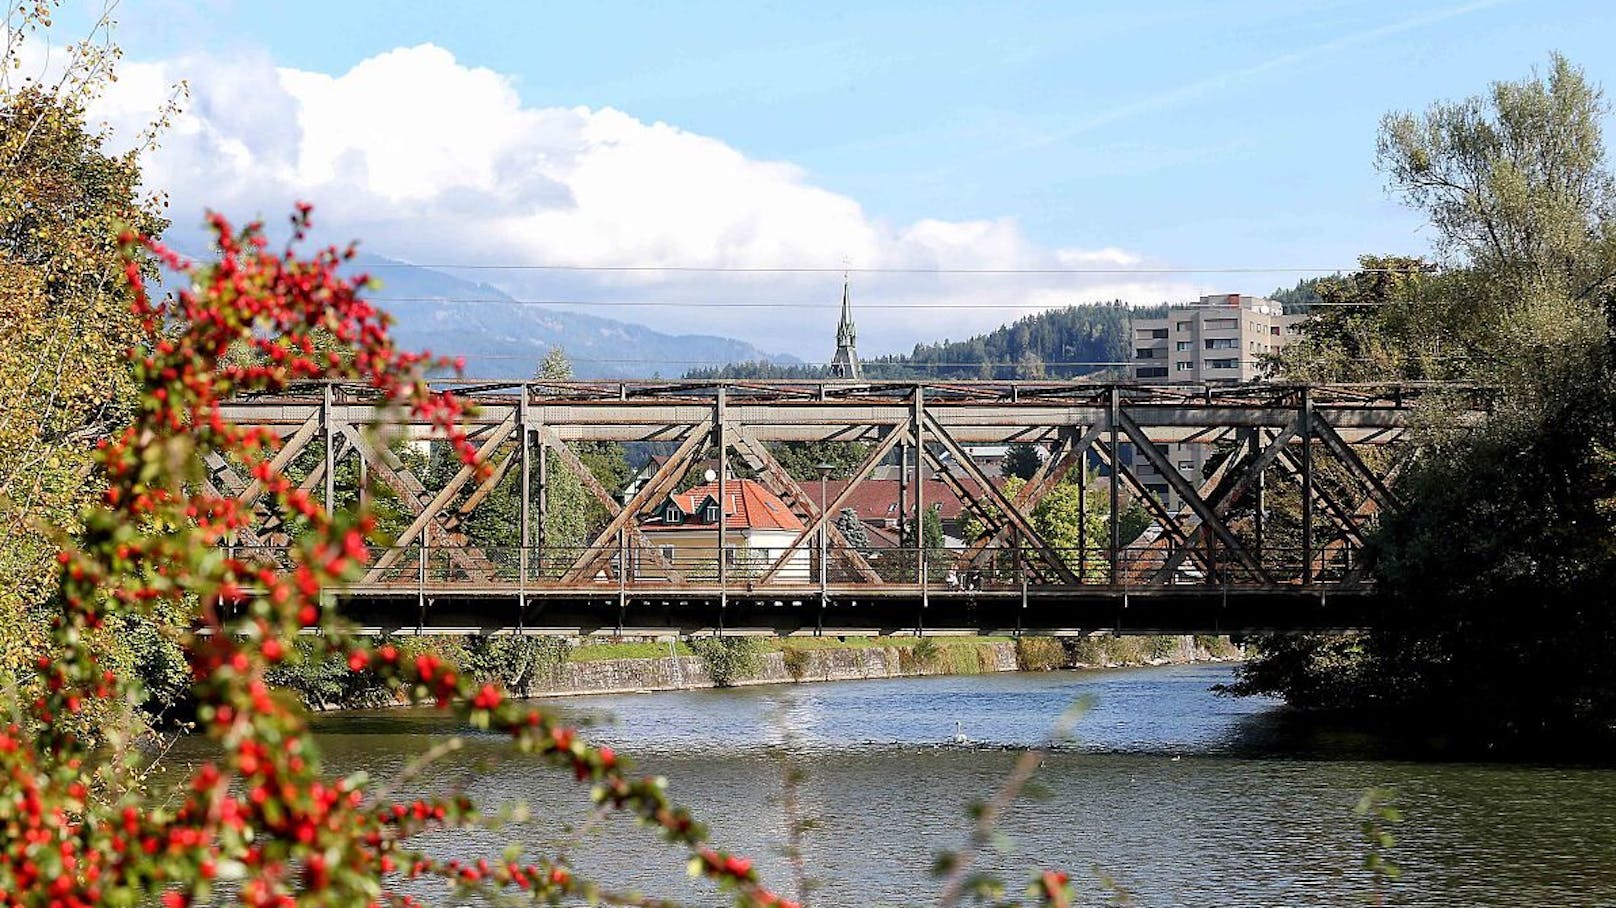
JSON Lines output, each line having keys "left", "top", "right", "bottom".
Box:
{"left": 359, "top": 263, "right": 1401, "bottom": 275}
{"left": 167, "top": 249, "right": 1425, "bottom": 277}
{"left": 368, "top": 295, "right": 1401, "bottom": 310}
{"left": 441, "top": 357, "right": 1141, "bottom": 365}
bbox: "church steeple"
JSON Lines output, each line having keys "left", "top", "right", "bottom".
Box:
{"left": 827, "top": 277, "right": 862, "bottom": 380}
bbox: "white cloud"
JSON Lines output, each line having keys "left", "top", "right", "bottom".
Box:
{"left": 91, "top": 43, "right": 1198, "bottom": 358}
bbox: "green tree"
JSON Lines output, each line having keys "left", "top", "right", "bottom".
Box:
{"left": 834, "top": 507, "right": 871, "bottom": 553}
{"left": 1000, "top": 443, "right": 1043, "bottom": 480}
{"left": 1233, "top": 55, "right": 1616, "bottom": 745}
{"left": 768, "top": 440, "right": 870, "bottom": 482}
{"left": 533, "top": 348, "right": 624, "bottom": 563}
{"left": 0, "top": 78, "right": 171, "bottom": 702}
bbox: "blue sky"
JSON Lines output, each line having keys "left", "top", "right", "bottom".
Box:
{"left": 62, "top": 0, "right": 1616, "bottom": 356}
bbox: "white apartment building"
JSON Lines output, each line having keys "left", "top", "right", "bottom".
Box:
{"left": 1127, "top": 293, "right": 1304, "bottom": 507}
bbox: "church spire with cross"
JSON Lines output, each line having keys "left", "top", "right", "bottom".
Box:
{"left": 827, "top": 275, "right": 862, "bottom": 380}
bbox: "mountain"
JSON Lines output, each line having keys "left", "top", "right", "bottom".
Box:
{"left": 357, "top": 256, "right": 800, "bottom": 379}
{"left": 685, "top": 301, "right": 1164, "bottom": 381}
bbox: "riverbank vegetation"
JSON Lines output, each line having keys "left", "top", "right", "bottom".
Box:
{"left": 1227, "top": 54, "right": 1616, "bottom": 748}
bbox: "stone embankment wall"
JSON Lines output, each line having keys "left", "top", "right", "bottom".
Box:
{"left": 516, "top": 636, "right": 1240, "bottom": 698}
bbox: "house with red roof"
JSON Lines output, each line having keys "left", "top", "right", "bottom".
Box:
{"left": 821, "top": 477, "right": 1005, "bottom": 542}
{"left": 638, "top": 478, "right": 810, "bottom": 582}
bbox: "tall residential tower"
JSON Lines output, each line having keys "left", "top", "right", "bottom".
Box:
{"left": 1129, "top": 293, "right": 1304, "bottom": 507}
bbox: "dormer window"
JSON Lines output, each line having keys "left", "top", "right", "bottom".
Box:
{"left": 663, "top": 503, "right": 683, "bottom": 524}
{"left": 704, "top": 504, "right": 720, "bottom": 522}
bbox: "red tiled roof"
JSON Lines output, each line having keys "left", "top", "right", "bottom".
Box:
{"left": 821, "top": 477, "right": 1004, "bottom": 523}
{"left": 641, "top": 479, "right": 805, "bottom": 531}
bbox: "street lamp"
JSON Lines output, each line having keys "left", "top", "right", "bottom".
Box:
{"left": 816, "top": 462, "right": 835, "bottom": 602}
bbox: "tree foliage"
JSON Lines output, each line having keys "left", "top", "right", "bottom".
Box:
{"left": 0, "top": 76, "right": 170, "bottom": 709}
{"left": 1234, "top": 54, "right": 1616, "bottom": 745}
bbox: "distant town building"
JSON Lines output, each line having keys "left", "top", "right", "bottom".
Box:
{"left": 1128, "top": 293, "right": 1305, "bottom": 508}
{"left": 1131, "top": 293, "right": 1302, "bottom": 384}
{"left": 638, "top": 478, "right": 809, "bottom": 581}
{"left": 827, "top": 280, "right": 862, "bottom": 380}
{"left": 821, "top": 476, "right": 1006, "bottom": 545}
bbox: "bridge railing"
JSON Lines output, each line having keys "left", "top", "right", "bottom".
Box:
{"left": 223, "top": 541, "right": 1366, "bottom": 594}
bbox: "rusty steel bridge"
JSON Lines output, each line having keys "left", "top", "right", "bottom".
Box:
{"left": 213, "top": 380, "right": 1485, "bottom": 637}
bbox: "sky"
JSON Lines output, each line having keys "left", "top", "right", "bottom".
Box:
{"left": 33, "top": 0, "right": 1616, "bottom": 362}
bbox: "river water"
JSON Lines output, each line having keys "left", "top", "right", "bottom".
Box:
{"left": 183, "top": 664, "right": 1616, "bottom": 906}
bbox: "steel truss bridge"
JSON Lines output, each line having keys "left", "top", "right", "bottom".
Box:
{"left": 214, "top": 380, "right": 1485, "bottom": 637}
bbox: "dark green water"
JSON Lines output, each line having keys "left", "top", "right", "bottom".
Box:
{"left": 168, "top": 664, "right": 1616, "bottom": 906}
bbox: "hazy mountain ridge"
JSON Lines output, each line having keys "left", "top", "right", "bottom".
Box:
{"left": 358, "top": 255, "right": 801, "bottom": 379}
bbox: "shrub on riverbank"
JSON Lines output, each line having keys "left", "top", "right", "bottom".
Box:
{"left": 781, "top": 645, "right": 810, "bottom": 681}
{"left": 1015, "top": 637, "right": 1066, "bottom": 671}
{"left": 691, "top": 636, "right": 768, "bottom": 687}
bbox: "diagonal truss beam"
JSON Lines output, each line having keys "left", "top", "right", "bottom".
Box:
{"left": 1310, "top": 413, "right": 1403, "bottom": 512}
{"left": 1088, "top": 439, "right": 1219, "bottom": 584}
{"left": 728, "top": 429, "right": 882, "bottom": 583}
{"left": 538, "top": 427, "right": 684, "bottom": 583}
{"left": 1273, "top": 446, "right": 1366, "bottom": 547}
{"left": 954, "top": 421, "right": 1105, "bottom": 572}
{"left": 1117, "top": 410, "right": 1270, "bottom": 583}
{"left": 922, "top": 412, "right": 1080, "bottom": 586}
{"left": 560, "top": 418, "right": 712, "bottom": 584}
{"left": 343, "top": 427, "right": 493, "bottom": 580}
{"left": 920, "top": 443, "right": 1059, "bottom": 584}
{"left": 757, "top": 424, "right": 910, "bottom": 584}
{"left": 1153, "top": 420, "right": 1304, "bottom": 581}
{"left": 366, "top": 413, "right": 518, "bottom": 578}
{"left": 238, "top": 412, "right": 322, "bottom": 509}
{"left": 1142, "top": 439, "right": 1242, "bottom": 584}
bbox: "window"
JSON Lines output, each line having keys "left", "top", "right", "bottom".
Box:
{"left": 1207, "top": 358, "right": 1239, "bottom": 369}
{"left": 1135, "top": 366, "right": 1168, "bottom": 379}
{"left": 1205, "top": 317, "right": 1238, "bottom": 329}
{"left": 1137, "top": 327, "right": 1168, "bottom": 339}
{"left": 660, "top": 545, "right": 675, "bottom": 562}
{"left": 723, "top": 545, "right": 739, "bottom": 565}
{"left": 1204, "top": 338, "right": 1238, "bottom": 350}
{"left": 1175, "top": 340, "right": 1191, "bottom": 351}
{"left": 1135, "top": 347, "right": 1158, "bottom": 359}
{"left": 1177, "top": 460, "right": 1194, "bottom": 472}
{"left": 1147, "top": 484, "right": 1170, "bottom": 497}
{"left": 1271, "top": 326, "right": 1281, "bottom": 336}
{"left": 1175, "top": 320, "right": 1192, "bottom": 331}
{"left": 663, "top": 504, "right": 682, "bottom": 523}
{"left": 704, "top": 504, "right": 720, "bottom": 522}
{"left": 1175, "top": 361, "right": 1193, "bottom": 371}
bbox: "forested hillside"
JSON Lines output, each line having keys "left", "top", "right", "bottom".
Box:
{"left": 686, "top": 301, "right": 1161, "bottom": 380}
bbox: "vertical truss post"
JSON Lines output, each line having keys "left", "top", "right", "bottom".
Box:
{"left": 914, "top": 385, "right": 927, "bottom": 606}
{"left": 518, "top": 390, "right": 531, "bottom": 614}
{"left": 897, "top": 441, "right": 908, "bottom": 550}
{"left": 716, "top": 387, "right": 728, "bottom": 615}
{"left": 1250, "top": 429, "right": 1264, "bottom": 568}
{"left": 321, "top": 383, "right": 335, "bottom": 510}
{"left": 1077, "top": 442, "right": 1088, "bottom": 583}
{"left": 536, "top": 400, "right": 548, "bottom": 569}
{"left": 1301, "top": 387, "right": 1314, "bottom": 586}
{"left": 1108, "top": 386, "right": 1121, "bottom": 585}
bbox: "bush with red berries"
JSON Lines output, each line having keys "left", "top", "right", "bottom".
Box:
{"left": 0, "top": 208, "right": 1076, "bottom": 907}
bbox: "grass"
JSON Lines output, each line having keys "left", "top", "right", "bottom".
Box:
{"left": 765, "top": 635, "right": 1014, "bottom": 652}
{"left": 567, "top": 640, "right": 693, "bottom": 662}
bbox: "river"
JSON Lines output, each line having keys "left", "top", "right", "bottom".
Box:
{"left": 172, "top": 664, "right": 1616, "bottom": 906}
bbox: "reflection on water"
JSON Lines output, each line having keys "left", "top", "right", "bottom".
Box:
{"left": 166, "top": 665, "right": 1616, "bottom": 907}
